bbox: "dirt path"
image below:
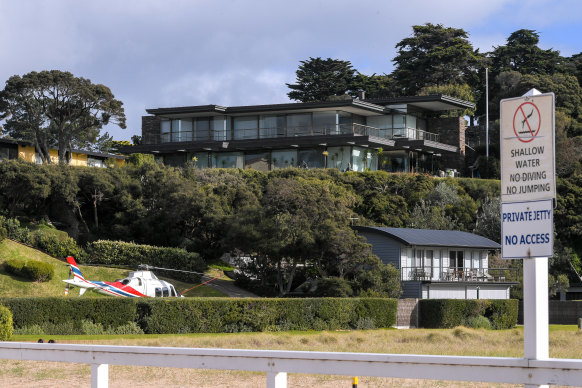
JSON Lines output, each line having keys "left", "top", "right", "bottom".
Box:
{"left": 201, "top": 275, "right": 259, "bottom": 298}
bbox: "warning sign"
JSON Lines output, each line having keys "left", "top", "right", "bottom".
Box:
{"left": 513, "top": 102, "right": 541, "bottom": 143}
{"left": 501, "top": 199, "right": 553, "bottom": 259}
{"left": 500, "top": 93, "right": 555, "bottom": 203}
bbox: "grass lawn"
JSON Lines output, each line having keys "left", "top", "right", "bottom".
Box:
{"left": 0, "top": 239, "right": 225, "bottom": 298}
{"left": 4, "top": 326, "right": 582, "bottom": 387}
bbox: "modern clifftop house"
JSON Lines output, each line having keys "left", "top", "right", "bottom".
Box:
{"left": 355, "top": 226, "right": 517, "bottom": 299}
{"left": 126, "top": 95, "right": 474, "bottom": 174}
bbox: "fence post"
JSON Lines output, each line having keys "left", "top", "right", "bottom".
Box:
{"left": 266, "top": 371, "right": 287, "bottom": 388}
{"left": 91, "top": 363, "right": 109, "bottom": 388}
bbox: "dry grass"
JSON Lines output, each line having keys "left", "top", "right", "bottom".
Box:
{"left": 3, "top": 327, "right": 582, "bottom": 387}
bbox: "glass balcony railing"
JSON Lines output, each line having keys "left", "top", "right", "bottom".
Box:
{"left": 401, "top": 267, "right": 519, "bottom": 282}
{"left": 159, "top": 124, "right": 440, "bottom": 144}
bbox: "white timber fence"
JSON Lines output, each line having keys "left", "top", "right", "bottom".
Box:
{"left": 1, "top": 342, "right": 582, "bottom": 388}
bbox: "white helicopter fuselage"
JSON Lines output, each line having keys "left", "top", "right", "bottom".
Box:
{"left": 63, "top": 256, "right": 183, "bottom": 298}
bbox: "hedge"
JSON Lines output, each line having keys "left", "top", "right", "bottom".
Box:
{"left": 86, "top": 240, "right": 205, "bottom": 282}
{"left": 419, "top": 299, "right": 518, "bottom": 329}
{"left": 0, "top": 298, "right": 138, "bottom": 330}
{"left": 4, "top": 259, "right": 54, "bottom": 282}
{"left": 2, "top": 297, "right": 397, "bottom": 334}
{"left": 0, "top": 304, "right": 13, "bottom": 340}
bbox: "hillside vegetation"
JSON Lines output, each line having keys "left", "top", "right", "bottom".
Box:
{"left": 1, "top": 160, "right": 580, "bottom": 296}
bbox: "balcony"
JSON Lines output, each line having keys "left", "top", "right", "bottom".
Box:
{"left": 401, "top": 267, "right": 519, "bottom": 282}
{"left": 159, "top": 124, "right": 440, "bottom": 144}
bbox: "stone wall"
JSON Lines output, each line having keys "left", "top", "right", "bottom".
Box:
{"left": 396, "top": 298, "right": 419, "bottom": 328}
{"left": 428, "top": 116, "right": 466, "bottom": 173}
{"left": 142, "top": 116, "right": 161, "bottom": 145}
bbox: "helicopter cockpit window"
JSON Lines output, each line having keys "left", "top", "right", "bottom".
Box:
{"left": 162, "top": 287, "right": 169, "bottom": 297}
{"left": 122, "top": 279, "right": 130, "bottom": 285}
{"left": 170, "top": 286, "right": 176, "bottom": 297}
{"left": 155, "top": 288, "right": 162, "bottom": 297}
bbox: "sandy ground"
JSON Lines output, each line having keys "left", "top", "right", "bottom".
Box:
{"left": 0, "top": 360, "right": 561, "bottom": 387}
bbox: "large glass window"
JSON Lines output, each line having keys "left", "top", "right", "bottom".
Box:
{"left": 164, "top": 153, "right": 187, "bottom": 167}
{"left": 161, "top": 120, "right": 171, "bottom": 142}
{"left": 351, "top": 146, "right": 375, "bottom": 172}
{"left": 338, "top": 111, "right": 352, "bottom": 134}
{"left": 286, "top": 114, "right": 311, "bottom": 136}
{"left": 245, "top": 152, "right": 270, "bottom": 171}
{"left": 213, "top": 152, "right": 244, "bottom": 169}
{"left": 194, "top": 118, "right": 210, "bottom": 141}
{"left": 312, "top": 111, "right": 336, "bottom": 135}
{"left": 450, "top": 250, "right": 464, "bottom": 271}
{"left": 393, "top": 114, "right": 406, "bottom": 137}
{"left": 234, "top": 116, "right": 258, "bottom": 140}
{"left": 212, "top": 116, "right": 231, "bottom": 141}
{"left": 259, "top": 115, "right": 285, "bottom": 138}
{"left": 189, "top": 152, "right": 209, "bottom": 168}
{"left": 298, "top": 149, "right": 325, "bottom": 169}
{"left": 367, "top": 115, "right": 392, "bottom": 129}
{"left": 326, "top": 146, "right": 351, "bottom": 170}
{"left": 381, "top": 150, "right": 409, "bottom": 173}
{"left": 272, "top": 149, "right": 297, "bottom": 169}
{"left": 171, "top": 119, "right": 193, "bottom": 142}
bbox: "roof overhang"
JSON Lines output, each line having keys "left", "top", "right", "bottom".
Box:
{"left": 366, "top": 95, "right": 475, "bottom": 112}
{"left": 146, "top": 100, "right": 388, "bottom": 118}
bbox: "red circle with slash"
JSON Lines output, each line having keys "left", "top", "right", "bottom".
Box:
{"left": 513, "top": 102, "right": 541, "bottom": 143}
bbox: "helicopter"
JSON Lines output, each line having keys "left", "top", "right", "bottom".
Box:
{"left": 63, "top": 256, "right": 202, "bottom": 298}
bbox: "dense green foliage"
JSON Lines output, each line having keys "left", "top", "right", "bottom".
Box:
{"left": 0, "top": 70, "right": 126, "bottom": 164}
{"left": 0, "top": 304, "right": 13, "bottom": 340}
{"left": 286, "top": 57, "right": 357, "bottom": 102}
{"left": 2, "top": 297, "right": 397, "bottom": 334}
{"left": 419, "top": 299, "right": 518, "bottom": 330}
{"left": 391, "top": 23, "right": 482, "bottom": 96}
{"left": 4, "top": 258, "right": 54, "bottom": 282}
{"left": 86, "top": 240, "right": 204, "bottom": 282}
{"left": 2, "top": 160, "right": 581, "bottom": 291}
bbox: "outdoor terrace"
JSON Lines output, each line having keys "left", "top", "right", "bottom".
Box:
{"left": 159, "top": 123, "right": 440, "bottom": 144}
{"left": 401, "top": 267, "right": 519, "bottom": 282}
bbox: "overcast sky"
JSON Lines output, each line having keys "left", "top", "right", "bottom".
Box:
{"left": 1, "top": 0, "right": 582, "bottom": 140}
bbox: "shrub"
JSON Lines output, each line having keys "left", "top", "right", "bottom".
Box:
{"left": 419, "top": 299, "right": 518, "bottom": 330}
{"left": 4, "top": 259, "right": 25, "bottom": 276}
{"left": 486, "top": 299, "right": 519, "bottom": 329}
{"left": 23, "top": 260, "right": 54, "bottom": 282}
{"left": 31, "top": 229, "right": 86, "bottom": 261}
{"left": 0, "top": 304, "right": 14, "bottom": 340}
{"left": 87, "top": 240, "right": 205, "bottom": 282}
{"left": 313, "top": 277, "right": 353, "bottom": 297}
{"left": 466, "top": 315, "right": 492, "bottom": 329}
{"left": 4, "top": 259, "right": 54, "bottom": 282}
{"left": 0, "top": 226, "right": 7, "bottom": 242}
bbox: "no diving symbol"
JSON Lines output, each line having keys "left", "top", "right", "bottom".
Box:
{"left": 513, "top": 101, "right": 541, "bottom": 143}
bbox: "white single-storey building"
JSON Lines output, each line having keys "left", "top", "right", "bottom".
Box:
{"left": 355, "top": 226, "right": 517, "bottom": 299}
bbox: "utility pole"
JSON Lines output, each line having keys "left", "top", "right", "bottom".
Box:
{"left": 486, "top": 67, "right": 489, "bottom": 159}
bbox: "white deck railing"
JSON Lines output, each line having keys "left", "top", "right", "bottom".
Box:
{"left": 1, "top": 342, "right": 582, "bottom": 388}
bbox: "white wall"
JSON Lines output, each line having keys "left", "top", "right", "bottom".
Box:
{"left": 422, "top": 284, "right": 510, "bottom": 299}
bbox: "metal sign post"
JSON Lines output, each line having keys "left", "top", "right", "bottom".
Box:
{"left": 500, "top": 90, "right": 555, "bottom": 388}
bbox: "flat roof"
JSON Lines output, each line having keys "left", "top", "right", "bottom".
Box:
{"left": 355, "top": 226, "right": 500, "bottom": 249}
{"left": 145, "top": 95, "right": 474, "bottom": 117}
{"left": 367, "top": 95, "right": 475, "bottom": 111}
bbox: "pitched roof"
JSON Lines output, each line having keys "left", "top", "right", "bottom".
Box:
{"left": 355, "top": 226, "right": 500, "bottom": 249}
